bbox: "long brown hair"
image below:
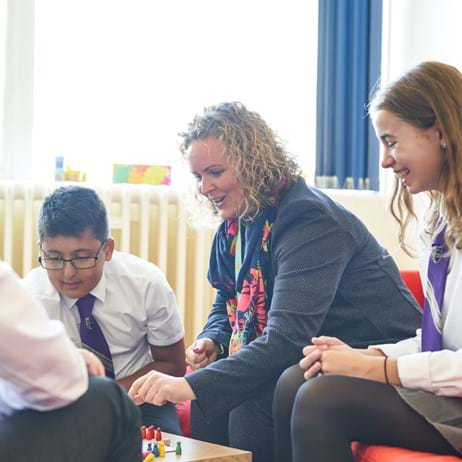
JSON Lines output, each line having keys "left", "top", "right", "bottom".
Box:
{"left": 369, "top": 61, "right": 462, "bottom": 251}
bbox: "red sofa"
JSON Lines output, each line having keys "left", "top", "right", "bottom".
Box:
{"left": 400, "top": 270, "right": 424, "bottom": 308}
{"left": 352, "top": 270, "right": 462, "bottom": 462}
{"left": 176, "top": 397, "right": 191, "bottom": 437}
{"left": 353, "top": 442, "right": 462, "bottom": 462}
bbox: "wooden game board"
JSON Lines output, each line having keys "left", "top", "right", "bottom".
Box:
{"left": 143, "top": 431, "right": 251, "bottom": 461}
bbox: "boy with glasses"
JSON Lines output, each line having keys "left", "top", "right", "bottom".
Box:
{"left": 23, "top": 185, "right": 186, "bottom": 433}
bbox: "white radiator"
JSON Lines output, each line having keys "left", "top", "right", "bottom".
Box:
{"left": 0, "top": 181, "right": 215, "bottom": 343}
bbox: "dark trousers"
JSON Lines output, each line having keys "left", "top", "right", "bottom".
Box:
{"left": 0, "top": 377, "right": 141, "bottom": 462}
{"left": 139, "top": 401, "right": 182, "bottom": 435}
{"left": 191, "top": 383, "right": 275, "bottom": 462}
{"left": 273, "top": 365, "right": 458, "bottom": 462}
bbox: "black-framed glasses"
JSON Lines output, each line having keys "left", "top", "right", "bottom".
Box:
{"left": 38, "top": 240, "right": 107, "bottom": 270}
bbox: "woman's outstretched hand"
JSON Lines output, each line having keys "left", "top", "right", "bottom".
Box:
{"left": 128, "top": 371, "right": 196, "bottom": 406}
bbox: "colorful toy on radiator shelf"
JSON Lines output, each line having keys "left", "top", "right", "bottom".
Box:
{"left": 54, "top": 156, "right": 87, "bottom": 182}
{"left": 112, "top": 164, "right": 171, "bottom": 185}
{"left": 64, "top": 165, "right": 86, "bottom": 182}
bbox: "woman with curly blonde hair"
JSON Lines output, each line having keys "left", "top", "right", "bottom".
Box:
{"left": 179, "top": 101, "right": 301, "bottom": 220}
{"left": 129, "top": 102, "right": 421, "bottom": 462}
{"left": 273, "top": 62, "right": 462, "bottom": 462}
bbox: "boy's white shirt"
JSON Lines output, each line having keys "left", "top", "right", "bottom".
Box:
{"left": 22, "top": 251, "right": 184, "bottom": 380}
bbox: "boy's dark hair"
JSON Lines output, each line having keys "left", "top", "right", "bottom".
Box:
{"left": 38, "top": 186, "right": 109, "bottom": 242}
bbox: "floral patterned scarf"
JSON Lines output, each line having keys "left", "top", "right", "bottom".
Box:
{"left": 208, "top": 207, "right": 277, "bottom": 354}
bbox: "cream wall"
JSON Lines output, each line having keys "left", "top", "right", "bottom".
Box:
{"left": 384, "top": 0, "right": 462, "bottom": 80}
{"left": 325, "top": 190, "right": 419, "bottom": 270}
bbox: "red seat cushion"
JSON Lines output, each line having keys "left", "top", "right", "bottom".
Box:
{"left": 400, "top": 270, "right": 424, "bottom": 308}
{"left": 352, "top": 442, "right": 462, "bottom": 461}
{"left": 175, "top": 365, "right": 193, "bottom": 437}
{"left": 176, "top": 399, "right": 191, "bottom": 437}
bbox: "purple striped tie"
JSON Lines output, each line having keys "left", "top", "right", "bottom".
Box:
{"left": 76, "top": 294, "right": 115, "bottom": 378}
{"left": 421, "top": 227, "right": 449, "bottom": 352}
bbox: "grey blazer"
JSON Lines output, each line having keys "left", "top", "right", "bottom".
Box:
{"left": 186, "top": 179, "right": 422, "bottom": 420}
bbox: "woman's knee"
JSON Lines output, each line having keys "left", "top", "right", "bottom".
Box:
{"left": 275, "top": 364, "right": 305, "bottom": 403}
{"left": 293, "top": 375, "right": 356, "bottom": 425}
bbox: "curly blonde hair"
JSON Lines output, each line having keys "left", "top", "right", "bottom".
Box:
{"left": 179, "top": 102, "right": 301, "bottom": 221}
{"left": 368, "top": 61, "right": 462, "bottom": 252}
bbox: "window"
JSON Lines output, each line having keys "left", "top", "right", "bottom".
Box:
{"left": 30, "top": 1, "right": 318, "bottom": 184}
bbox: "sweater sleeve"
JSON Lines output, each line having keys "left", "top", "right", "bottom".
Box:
{"left": 185, "top": 206, "right": 357, "bottom": 419}
{"left": 196, "top": 290, "right": 232, "bottom": 356}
